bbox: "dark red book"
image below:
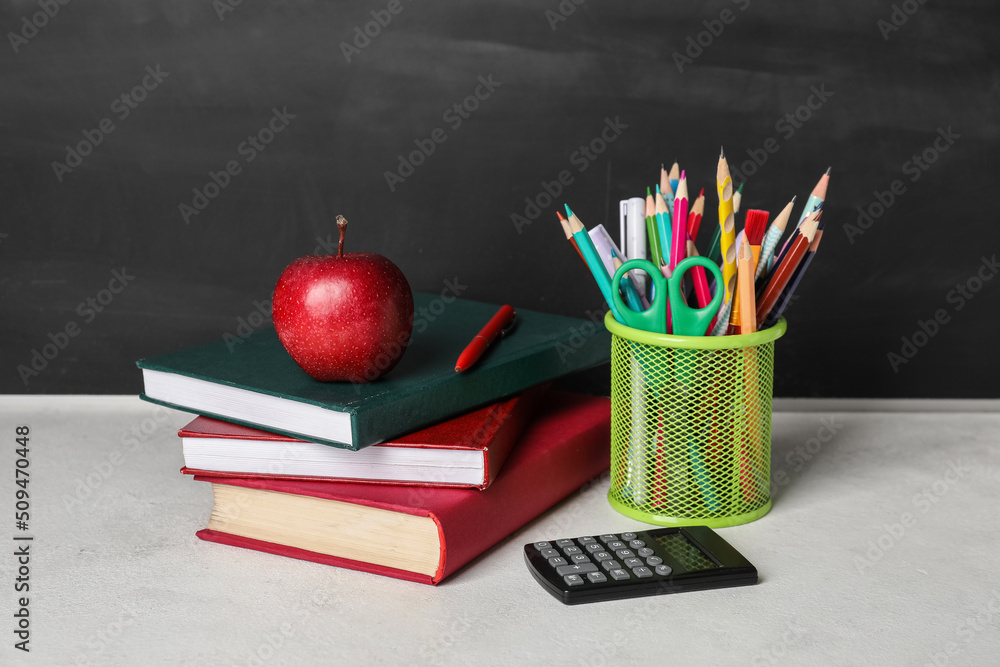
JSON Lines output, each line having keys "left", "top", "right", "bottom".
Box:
{"left": 180, "top": 385, "right": 547, "bottom": 490}
{"left": 193, "top": 391, "right": 611, "bottom": 584}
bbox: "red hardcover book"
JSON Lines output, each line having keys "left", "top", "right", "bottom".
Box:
{"left": 180, "top": 385, "right": 547, "bottom": 490}
{"left": 194, "top": 391, "right": 611, "bottom": 585}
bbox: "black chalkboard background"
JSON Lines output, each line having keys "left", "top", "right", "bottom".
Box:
{"left": 1, "top": 0, "right": 997, "bottom": 397}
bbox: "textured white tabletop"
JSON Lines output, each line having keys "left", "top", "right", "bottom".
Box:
{"left": 1, "top": 396, "right": 998, "bottom": 666}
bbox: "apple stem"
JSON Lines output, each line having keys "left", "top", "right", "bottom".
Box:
{"left": 336, "top": 215, "right": 348, "bottom": 257}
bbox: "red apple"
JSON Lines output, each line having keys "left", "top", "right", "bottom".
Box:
{"left": 272, "top": 216, "right": 413, "bottom": 382}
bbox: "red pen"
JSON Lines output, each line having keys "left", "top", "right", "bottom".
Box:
{"left": 455, "top": 305, "right": 517, "bottom": 373}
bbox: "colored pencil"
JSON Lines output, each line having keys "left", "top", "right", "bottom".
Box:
{"left": 670, "top": 170, "right": 689, "bottom": 272}
{"left": 774, "top": 168, "right": 830, "bottom": 264}
{"left": 756, "top": 196, "right": 795, "bottom": 281}
{"left": 716, "top": 148, "right": 738, "bottom": 303}
{"left": 654, "top": 184, "right": 673, "bottom": 263}
{"left": 737, "top": 239, "right": 756, "bottom": 335}
{"left": 565, "top": 205, "right": 625, "bottom": 323}
{"left": 686, "top": 240, "right": 713, "bottom": 309}
{"left": 644, "top": 187, "right": 663, "bottom": 267}
{"left": 727, "top": 210, "right": 768, "bottom": 334}
{"left": 687, "top": 187, "right": 705, "bottom": 243}
{"left": 668, "top": 160, "right": 680, "bottom": 194}
{"left": 660, "top": 164, "right": 675, "bottom": 213}
{"left": 612, "top": 251, "right": 644, "bottom": 313}
{"left": 756, "top": 216, "right": 820, "bottom": 324}
{"left": 557, "top": 211, "right": 586, "bottom": 264}
{"left": 763, "top": 219, "right": 825, "bottom": 328}
{"left": 768, "top": 208, "right": 820, "bottom": 284}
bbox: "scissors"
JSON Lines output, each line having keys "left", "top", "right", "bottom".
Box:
{"left": 611, "top": 256, "right": 724, "bottom": 336}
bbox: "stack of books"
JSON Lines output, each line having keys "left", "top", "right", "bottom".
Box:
{"left": 137, "top": 294, "right": 613, "bottom": 584}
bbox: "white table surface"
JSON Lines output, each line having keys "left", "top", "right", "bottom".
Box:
{"left": 1, "top": 396, "right": 998, "bottom": 666}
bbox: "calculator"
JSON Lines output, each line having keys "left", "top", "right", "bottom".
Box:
{"left": 523, "top": 526, "right": 757, "bottom": 604}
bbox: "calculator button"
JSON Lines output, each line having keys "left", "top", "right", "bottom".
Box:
{"left": 633, "top": 567, "right": 653, "bottom": 578}
{"left": 655, "top": 564, "right": 673, "bottom": 576}
{"left": 587, "top": 572, "right": 608, "bottom": 584}
{"left": 534, "top": 542, "right": 551, "bottom": 550}
{"left": 621, "top": 532, "right": 638, "bottom": 541}
{"left": 615, "top": 549, "right": 635, "bottom": 559}
{"left": 629, "top": 540, "right": 646, "bottom": 549}
{"left": 578, "top": 537, "right": 596, "bottom": 545}
{"left": 607, "top": 541, "right": 626, "bottom": 551}
{"left": 548, "top": 557, "right": 567, "bottom": 567}
{"left": 601, "top": 560, "right": 621, "bottom": 571}
{"left": 564, "top": 574, "right": 584, "bottom": 586}
{"left": 540, "top": 549, "right": 559, "bottom": 558}
{"left": 645, "top": 556, "right": 663, "bottom": 566}
{"left": 599, "top": 534, "right": 618, "bottom": 544}
{"left": 556, "top": 563, "right": 598, "bottom": 576}
{"left": 571, "top": 554, "right": 591, "bottom": 564}
{"left": 609, "top": 569, "right": 630, "bottom": 581}
{"left": 556, "top": 539, "right": 575, "bottom": 548}
{"left": 624, "top": 557, "right": 643, "bottom": 568}
{"left": 563, "top": 546, "right": 582, "bottom": 556}
{"left": 638, "top": 548, "right": 654, "bottom": 557}
{"left": 593, "top": 551, "right": 613, "bottom": 562}
{"left": 585, "top": 543, "right": 603, "bottom": 553}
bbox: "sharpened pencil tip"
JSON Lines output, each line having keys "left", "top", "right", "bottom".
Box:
{"left": 656, "top": 184, "right": 661, "bottom": 194}
{"left": 825, "top": 166, "right": 832, "bottom": 175}
{"left": 610, "top": 248, "right": 618, "bottom": 258}
{"left": 563, "top": 204, "right": 573, "bottom": 218}
{"left": 720, "top": 146, "right": 725, "bottom": 158}
{"left": 736, "top": 182, "right": 744, "bottom": 193}
{"left": 680, "top": 169, "right": 686, "bottom": 179}
{"left": 646, "top": 186, "right": 651, "bottom": 197}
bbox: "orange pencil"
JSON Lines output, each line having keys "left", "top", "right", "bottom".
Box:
{"left": 557, "top": 211, "right": 586, "bottom": 265}
{"left": 737, "top": 240, "right": 756, "bottom": 334}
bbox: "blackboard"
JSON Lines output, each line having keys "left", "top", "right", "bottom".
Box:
{"left": 2, "top": 0, "right": 997, "bottom": 397}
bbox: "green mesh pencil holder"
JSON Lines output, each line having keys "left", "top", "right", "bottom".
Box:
{"left": 605, "top": 312, "right": 787, "bottom": 528}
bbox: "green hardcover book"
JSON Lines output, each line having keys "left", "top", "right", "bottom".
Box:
{"left": 137, "top": 293, "right": 610, "bottom": 450}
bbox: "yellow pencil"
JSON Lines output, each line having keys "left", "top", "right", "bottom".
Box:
{"left": 716, "top": 148, "right": 737, "bottom": 303}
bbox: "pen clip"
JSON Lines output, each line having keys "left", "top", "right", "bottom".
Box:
{"left": 500, "top": 310, "right": 518, "bottom": 337}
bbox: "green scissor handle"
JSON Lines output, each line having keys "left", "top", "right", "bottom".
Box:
{"left": 611, "top": 256, "right": 725, "bottom": 336}
{"left": 668, "top": 256, "right": 725, "bottom": 336}
{"left": 611, "top": 259, "right": 668, "bottom": 334}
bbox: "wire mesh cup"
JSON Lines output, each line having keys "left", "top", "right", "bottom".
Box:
{"left": 604, "top": 312, "right": 787, "bottom": 528}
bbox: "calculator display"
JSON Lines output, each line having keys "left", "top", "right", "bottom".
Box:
{"left": 653, "top": 532, "right": 719, "bottom": 571}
